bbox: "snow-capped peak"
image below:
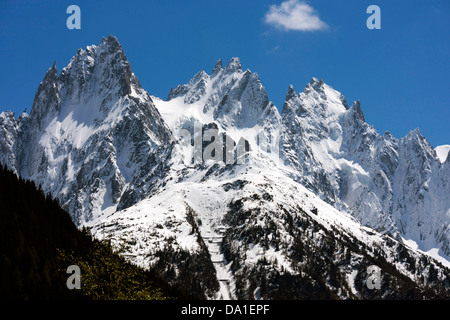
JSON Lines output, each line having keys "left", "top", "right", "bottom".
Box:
{"left": 164, "top": 57, "right": 280, "bottom": 131}
{"left": 1, "top": 36, "right": 173, "bottom": 224}
{"left": 224, "top": 57, "right": 242, "bottom": 74}
{"left": 286, "top": 84, "right": 296, "bottom": 97}
{"left": 211, "top": 58, "right": 223, "bottom": 76}
{"left": 349, "top": 100, "right": 365, "bottom": 122}
{"left": 282, "top": 79, "right": 349, "bottom": 122}
{"left": 58, "top": 34, "right": 141, "bottom": 108}
{"left": 29, "top": 61, "right": 59, "bottom": 125}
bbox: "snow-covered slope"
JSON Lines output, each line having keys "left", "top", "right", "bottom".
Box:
{"left": 280, "top": 79, "right": 450, "bottom": 260}
{"left": 91, "top": 133, "right": 450, "bottom": 299}
{"left": 0, "top": 37, "right": 449, "bottom": 299}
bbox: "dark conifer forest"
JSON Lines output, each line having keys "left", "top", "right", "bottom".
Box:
{"left": 0, "top": 165, "right": 182, "bottom": 300}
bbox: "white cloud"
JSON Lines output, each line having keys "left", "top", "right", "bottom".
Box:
{"left": 265, "top": 0, "right": 328, "bottom": 31}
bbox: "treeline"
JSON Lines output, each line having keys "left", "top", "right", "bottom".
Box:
{"left": 0, "top": 165, "right": 182, "bottom": 300}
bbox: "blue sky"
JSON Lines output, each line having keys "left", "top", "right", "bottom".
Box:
{"left": 0, "top": 0, "right": 449, "bottom": 147}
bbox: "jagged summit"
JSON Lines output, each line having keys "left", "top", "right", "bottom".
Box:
{"left": 281, "top": 79, "right": 349, "bottom": 120}
{"left": 405, "top": 127, "right": 423, "bottom": 138}
{"left": 26, "top": 35, "right": 150, "bottom": 132}
{"left": 350, "top": 100, "right": 365, "bottom": 122}
{"left": 29, "top": 61, "right": 60, "bottom": 124}
{"left": 287, "top": 84, "right": 296, "bottom": 95}
{"left": 59, "top": 35, "right": 140, "bottom": 103}
{"left": 165, "top": 57, "right": 279, "bottom": 130}
{"left": 224, "top": 57, "right": 242, "bottom": 74}
{"left": 211, "top": 58, "right": 223, "bottom": 76}
{"left": 1, "top": 36, "right": 173, "bottom": 224}
{"left": 168, "top": 57, "right": 245, "bottom": 102}
{"left": 309, "top": 76, "right": 324, "bottom": 86}
{"left": 281, "top": 85, "right": 298, "bottom": 116}
{"left": 101, "top": 35, "right": 122, "bottom": 49}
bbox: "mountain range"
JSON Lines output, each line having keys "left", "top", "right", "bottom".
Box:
{"left": 0, "top": 35, "right": 449, "bottom": 299}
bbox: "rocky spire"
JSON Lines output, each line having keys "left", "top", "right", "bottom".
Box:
{"left": 211, "top": 58, "right": 223, "bottom": 76}
{"left": 58, "top": 35, "right": 139, "bottom": 108}
{"left": 224, "top": 57, "right": 242, "bottom": 74}
{"left": 308, "top": 77, "right": 324, "bottom": 90}
{"left": 286, "top": 84, "right": 297, "bottom": 100}
{"left": 281, "top": 85, "right": 299, "bottom": 117}
{"left": 29, "top": 62, "right": 60, "bottom": 123}
{"left": 351, "top": 100, "right": 365, "bottom": 122}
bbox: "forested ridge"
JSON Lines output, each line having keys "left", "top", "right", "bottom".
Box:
{"left": 0, "top": 165, "right": 183, "bottom": 300}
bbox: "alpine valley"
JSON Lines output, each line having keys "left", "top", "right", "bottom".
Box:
{"left": 1, "top": 36, "right": 449, "bottom": 299}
